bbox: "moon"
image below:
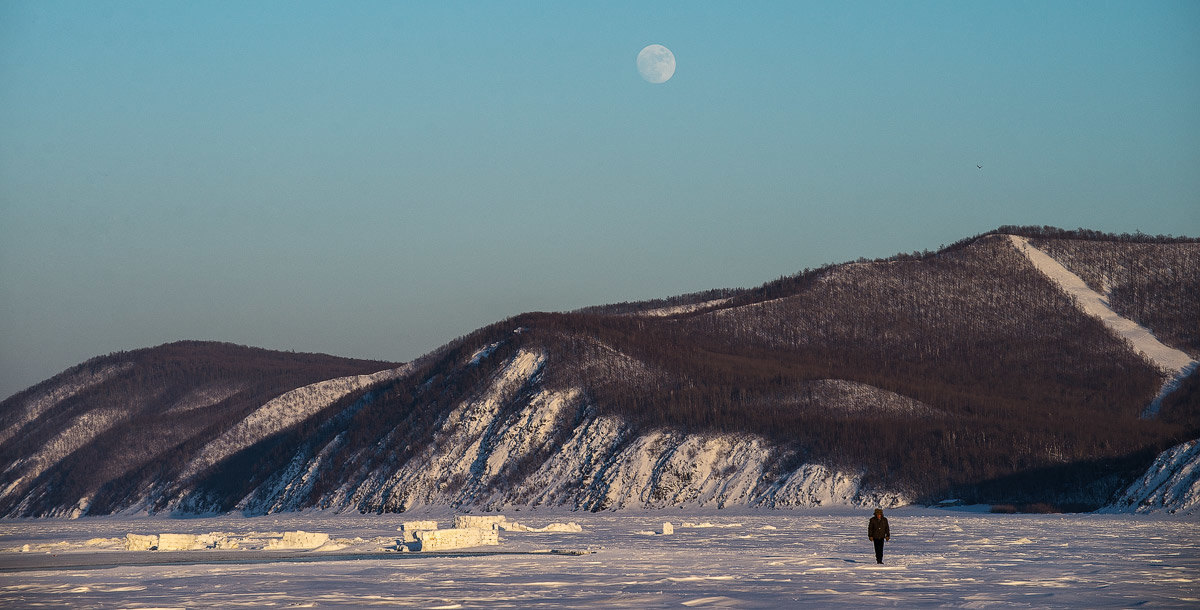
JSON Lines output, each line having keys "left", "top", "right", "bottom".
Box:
{"left": 637, "top": 44, "right": 675, "bottom": 84}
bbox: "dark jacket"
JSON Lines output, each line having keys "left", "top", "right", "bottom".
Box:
{"left": 868, "top": 516, "right": 890, "bottom": 540}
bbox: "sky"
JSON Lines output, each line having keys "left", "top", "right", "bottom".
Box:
{"left": 2, "top": 1, "right": 1198, "bottom": 399}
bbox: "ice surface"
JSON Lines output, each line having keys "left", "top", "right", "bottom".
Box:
{"left": 1, "top": 508, "right": 1195, "bottom": 608}
{"left": 503, "top": 521, "right": 583, "bottom": 533}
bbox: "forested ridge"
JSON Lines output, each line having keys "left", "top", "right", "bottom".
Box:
{"left": 465, "top": 231, "right": 1198, "bottom": 505}
{"left": 1, "top": 228, "right": 1197, "bottom": 516}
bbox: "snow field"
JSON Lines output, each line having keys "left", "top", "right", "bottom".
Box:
{"left": 1, "top": 508, "right": 1195, "bottom": 608}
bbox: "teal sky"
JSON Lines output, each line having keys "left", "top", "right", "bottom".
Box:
{"left": 2, "top": 1, "right": 1198, "bottom": 398}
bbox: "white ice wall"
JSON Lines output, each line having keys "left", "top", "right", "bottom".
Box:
{"left": 414, "top": 527, "right": 499, "bottom": 551}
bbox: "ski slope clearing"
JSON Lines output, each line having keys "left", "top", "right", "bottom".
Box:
{"left": 1009, "top": 235, "right": 1194, "bottom": 375}
{"left": 1, "top": 509, "right": 1195, "bottom": 608}
{"left": 1009, "top": 235, "right": 1197, "bottom": 417}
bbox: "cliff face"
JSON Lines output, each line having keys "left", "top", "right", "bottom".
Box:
{"left": 1103, "top": 439, "right": 1200, "bottom": 516}
{"left": 235, "top": 348, "right": 906, "bottom": 515}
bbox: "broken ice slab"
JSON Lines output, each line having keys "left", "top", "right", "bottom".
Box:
{"left": 266, "top": 531, "right": 330, "bottom": 550}
{"left": 413, "top": 527, "right": 499, "bottom": 552}
{"left": 124, "top": 533, "right": 158, "bottom": 551}
{"left": 156, "top": 533, "right": 199, "bottom": 551}
{"left": 503, "top": 521, "right": 583, "bottom": 533}
{"left": 398, "top": 520, "right": 440, "bottom": 542}
{"left": 453, "top": 515, "right": 507, "bottom": 530}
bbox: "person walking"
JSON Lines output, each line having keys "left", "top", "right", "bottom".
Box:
{"left": 868, "top": 508, "right": 890, "bottom": 564}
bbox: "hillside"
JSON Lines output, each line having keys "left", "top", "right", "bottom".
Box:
{"left": 1, "top": 228, "right": 1197, "bottom": 517}
{"left": 0, "top": 342, "right": 403, "bottom": 517}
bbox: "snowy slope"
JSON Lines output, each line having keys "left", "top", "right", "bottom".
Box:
{"left": 1103, "top": 439, "right": 1200, "bottom": 515}
{"left": 0, "top": 342, "right": 407, "bottom": 518}
{"left": 178, "top": 365, "right": 410, "bottom": 482}
{"left": 0, "top": 362, "right": 131, "bottom": 446}
{"left": 242, "top": 349, "right": 906, "bottom": 515}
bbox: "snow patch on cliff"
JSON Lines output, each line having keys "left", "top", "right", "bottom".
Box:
{"left": 500, "top": 414, "right": 629, "bottom": 509}
{"left": 213, "top": 347, "right": 905, "bottom": 514}
{"left": 767, "top": 464, "right": 905, "bottom": 509}
{"left": 635, "top": 298, "right": 732, "bottom": 317}
{"left": 587, "top": 432, "right": 771, "bottom": 510}
{"left": 497, "top": 415, "right": 902, "bottom": 511}
{"left": 481, "top": 387, "right": 578, "bottom": 482}
{"left": 1103, "top": 439, "right": 1200, "bottom": 515}
{"left": 349, "top": 350, "right": 547, "bottom": 511}
{"left": 467, "top": 342, "right": 501, "bottom": 366}
{"left": 166, "top": 382, "right": 249, "bottom": 414}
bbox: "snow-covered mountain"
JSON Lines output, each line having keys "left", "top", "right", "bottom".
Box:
{"left": 239, "top": 348, "right": 905, "bottom": 516}
{"left": 2, "top": 228, "right": 1197, "bottom": 517}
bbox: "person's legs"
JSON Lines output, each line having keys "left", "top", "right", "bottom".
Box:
{"left": 873, "top": 538, "right": 885, "bottom": 563}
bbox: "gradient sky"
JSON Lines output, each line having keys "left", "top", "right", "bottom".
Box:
{"left": 2, "top": 1, "right": 1198, "bottom": 398}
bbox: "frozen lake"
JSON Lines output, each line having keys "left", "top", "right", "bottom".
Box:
{"left": 1, "top": 507, "right": 1196, "bottom": 608}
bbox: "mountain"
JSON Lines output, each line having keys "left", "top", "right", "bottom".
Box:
{"left": 2, "top": 227, "right": 1197, "bottom": 517}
